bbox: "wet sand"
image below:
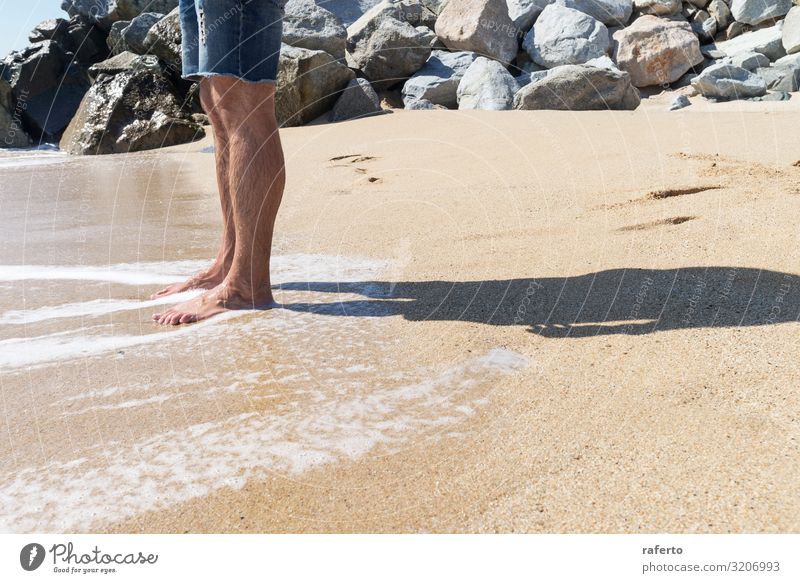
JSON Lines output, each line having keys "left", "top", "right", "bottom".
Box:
{"left": 1, "top": 102, "right": 799, "bottom": 533}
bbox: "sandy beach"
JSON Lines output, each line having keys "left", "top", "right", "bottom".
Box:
{"left": 2, "top": 99, "right": 799, "bottom": 533}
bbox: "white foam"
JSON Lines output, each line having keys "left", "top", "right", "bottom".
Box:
{"left": 0, "top": 349, "right": 528, "bottom": 532}
{"left": 0, "top": 261, "right": 207, "bottom": 285}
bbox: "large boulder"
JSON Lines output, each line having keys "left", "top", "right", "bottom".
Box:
{"left": 435, "top": 0, "right": 518, "bottom": 64}
{"left": 401, "top": 50, "right": 478, "bottom": 108}
{"left": 782, "top": 6, "right": 800, "bottom": 55}
{"left": 64, "top": 14, "right": 110, "bottom": 63}
{"left": 560, "top": 0, "right": 633, "bottom": 26}
{"left": 1, "top": 79, "right": 31, "bottom": 148}
{"left": 88, "top": 51, "right": 161, "bottom": 78}
{"left": 29, "top": 18, "right": 71, "bottom": 45}
{"left": 143, "top": 8, "right": 182, "bottom": 68}
{"left": 729, "top": 0, "right": 792, "bottom": 26}
{"left": 0, "top": 40, "right": 89, "bottom": 141}
{"left": 524, "top": 4, "right": 610, "bottom": 68}
{"left": 121, "top": 12, "right": 163, "bottom": 55}
{"left": 613, "top": 15, "right": 703, "bottom": 87}
{"left": 513, "top": 64, "right": 640, "bottom": 110}
{"left": 457, "top": 56, "right": 520, "bottom": 110}
{"left": 330, "top": 78, "right": 383, "bottom": 121}
{"left": 633, "top": 0, "right": 681, "bottom": 15}
{"left": 347, "top": 14, "right": 431, "bottom": 89}
{"left": 690, "top": 62, "right": 767, "bottom": 98}
{"left": 61, "top": 0, "right": 179, "bottom": 29}
{"left": 60, "top": 67, "right": 203, "bottom": 154}
{"left": 506, "top": 0, "right": 554, "bottom": 31}
{"left": 276, "top": 44, "right": 355, "bottom": 126}
{"left": 707, "top": 0, "right": 733, "bottom": 30}
{"left": 283, "top": 0, "right": 347, "bottom": 60}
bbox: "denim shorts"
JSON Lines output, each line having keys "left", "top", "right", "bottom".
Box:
{"left": 179, "top": 0, "right": 285, "bottom": 84}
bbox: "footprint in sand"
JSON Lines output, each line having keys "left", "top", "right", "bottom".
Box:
{"left": 327, "top": 154, "right": 383, "bottom": 186}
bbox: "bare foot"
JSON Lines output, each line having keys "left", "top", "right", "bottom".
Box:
{"left": 152, "top": 280, "right": 275, "bottom": 325}
{"left": 150, "top": 265, "right": 225, "bottom": 299}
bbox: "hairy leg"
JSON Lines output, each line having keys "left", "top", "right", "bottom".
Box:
{"left": 154, "top": 77, "right": 285, "bottom": 324}
{"left": 150, "top": 79, "right": 236, "bottom": 299}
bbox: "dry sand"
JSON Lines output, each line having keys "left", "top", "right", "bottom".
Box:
{"left": 1, "top": 97, "right": 799, "bottom": 533}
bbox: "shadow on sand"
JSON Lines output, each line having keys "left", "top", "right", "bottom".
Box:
{"left": 276, "top": 267, "right": 799, "bottom": 337}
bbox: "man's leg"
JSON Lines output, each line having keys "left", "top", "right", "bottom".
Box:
{"left": 151, "top": 79, "right": 236, "bottom": 298}
{"left": 153, "top": 77, "right": 285, "bottom": 325}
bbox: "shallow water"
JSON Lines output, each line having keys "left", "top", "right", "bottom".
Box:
{"left": 0, "top": 150, "right": 527, "bottom": 532}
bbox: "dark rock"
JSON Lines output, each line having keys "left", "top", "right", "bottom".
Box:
{"left": 108, "top": 20, "right": 131, "bottom": 55}
{"left": 60, "top": 67, "right": 203, "bottom": 154}
{"left": 23, "top": 64, "right": 92, "bottom": 142}
{"left": 65, "top": 15, "right": 111, "bottom": 63}
{"left": 28, "top": 18, "right": 71, "bottom": 45}
{"left": 88, "top": 51, "right": 161, "bottom": 79}
{"left": 2, "top": 41, "right": 68, "bottom": 99}
{"left": 331, "top": 78, "right": 383, "bottom": 121}
{"left": 1, "top": 79, "right": 31, "bottom": 148}
{"left": 61, "top": 0, "right": 179, "bottom": 29}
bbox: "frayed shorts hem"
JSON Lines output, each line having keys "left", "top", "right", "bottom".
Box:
{"left": 182, "top": 72, "right": 277, "bottom": 85}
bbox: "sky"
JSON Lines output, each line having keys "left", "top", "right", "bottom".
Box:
{"left": 0, "top": 0, "right": 65, "bottom": 59}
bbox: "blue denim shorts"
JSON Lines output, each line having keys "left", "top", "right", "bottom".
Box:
{"left": 179, "top": 0, "right": 285, "bottom": 84}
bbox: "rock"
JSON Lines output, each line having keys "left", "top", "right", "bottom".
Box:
{"left": 324, "top": 0, "right": 384, "bottom": 26}
{"left": 401, "top": 50, "right": 478, "bottom": 108}
{"left": 585, "top": 54, "right": 620, "bottom": 70}
{"left": 404, "top": 98, "right": 440, "bottom": 109}
{"left": 707, "top": 0, "right": 732, "bottom": 30}
{"left": 283, "top": 0, "right": 347, "bottom": 60}
{"left": 29, "top": 18, "right": 71, "bottom": 44}
{"left": 691, "top": 14, "right": 717, "bottom": 43}
{"left": 65, "top": 15, "right": 111, "bottom": 63}
{"left": 560, "top": 0, "right": 634, "bottom": 26}
{"left": 613, "top": 16, "right": 703, "bottom": 87}
{"left": 782, "top": 6, "right": 800, "bottom": 55}
{"left": 757, "top": 53, "right": 800, "bottom": 90}
{"left": 524, "top": 4, "right": 610, "bottom": 68}
{"left": 457, "top": 56, "right": 520, "bottom": 110}
{"left": 2, "top": 41, "right": 68, "bottom": 99}
{"left": 757, "top": 90, "right": 791, "bottom": 100}
{"left": 276, "top": 44, "right": 355, "bottom": 126}
{"left": 347, "top": 14, "right": 431, "bottom": 89}
{"left": 729, "top": 0, "right": 791, "bottom": 26}
{"left": 25, "top": 64, "right": 93, "bottom": 141}
{"left": 108, "top": 20, "right": 131, "bottom": 55}
{"left": 143, "top": 8, "right": 182, "bottom": 68}
{"left": 690, "top": 62, "right": 767, "bottom": 98}
{"left": 633, "top": 0, "right": 681, "bottom": 16}
{"left": 121, "top": 12, "right": 163, "bottom": 55}
{"left": 506, "top": 0, "right": 554, "bottom": 31}
{"left": 729, "top": 50, "right": 770, "bottom": 70}
{"left": 1, "top": 79, "right": 31, "bottom": 148}
{"left": 513, "top": 64, "right": 640, "bottom": 110}
{"left": 710, "top": 24, "right": 785, "bottom": 61}
{"left": 330, "top": 78, "right": 383, "bottom": 121}
{"left": 88, "top": 51, "right": 161, "bottom": 78}
{"left": 435, "top": 0, "right": 518, "bottom": 64}
{"left": 61, "top": 0, "right": 179, "bottom": 29}
{"left": 669, "top": 94, "right": 691, "bottom": 110}
{"left": 60, "top": 67, "right": 202, "bottom": 154}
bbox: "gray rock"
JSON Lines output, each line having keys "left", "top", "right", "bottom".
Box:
{"left": 707, "top": 0, "right": 732, "bottom": 30}
{"left": 283, "top": 0, "right": 347, "bottom": 60}
{"left": 506, "top": 0, "right": 554, "bottom": 31}
{"left": 757, "top": 90, "right": 791, "bottom": 100}
{"left": 524, "top": 4, "right": 610, "bottom": 68}
{"left": 613, "top": 15, "right": 703, "bottom": 87}
{"left": 669, "top": 94, "right": 691, "bottom": 110}
{"left": 108, "top": 20, "right": 132, "bottom": 55}
{"left": 633, "top": 0, "right": 681, "bottom": 16}
{"left": 756, "top": 54, "right": 800, "bottom": 90}
{"left": 28, "top": 18, "right": 71, "bottom": 44}
{"left": 88, "top": 51, "right": 161, "bottom": 79}
{"left": 729, "top": 0, "right": 791, "bottom": 26}
{"left": 513, "top": 64, "right": 640, "bottom": 110}
{"left": 560, "top": 0, "right": 634, "bottom": 26}
{"left": 404, "top": 98, "right": 439, "bottom": 109}
{"left": 60, "top": 67, "right": 202, "bottom": 154}
{"left": 323, "top": 0, "right": 384, "bottom": 26}
{"left": 330, "top": 78, "right": 383, "bottom": 121}
{"left": 457, "top": 56, "right": 520, "bottom": 110}
{"left": 1, "top": 79, "right": 31, "bottom": 148}
{"left": 585, "top": 55, "right": 620, "bottom": 70}
{"left": 691, "top": 14, "right": 717, "bottom": 43}
{"left": 415, "top": 26, "right": 438, "bottom": 47}
{"left": 143, "top": 8, "right": 182, "bottom": 68}
{"left": 710, "top": 24, "right": 785, "bottom": 61}
{"left": 729, "top": 51, "right": 770, "bottom": 71}
{"left": 347, "top": 14, "right": 431, "bottom": 89}
{"left": 277, "top": 44, "right": 355, "bottom": 126}
{"left": 401, "top": 50, "right": 478, "bottom": 108}
{"left": 435, "top": 0, "right": 518, "bottom": 64}
{"left": 690, "top": 63, "right": 767, "bottom": 98}
{"left": 121, "top": 12, "right": 163, "bottom": 55}
{"left": 782, "top": 6, "right": 800, "bottom": 55}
